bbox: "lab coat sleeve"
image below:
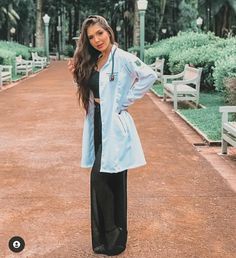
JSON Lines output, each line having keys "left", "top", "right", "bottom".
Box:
{"left": 121, "top": 53, "right": 157, "bottom": 109}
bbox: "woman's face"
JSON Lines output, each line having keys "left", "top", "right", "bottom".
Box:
{"left": 87, "top": 23, "right": 111, "bottom": 53}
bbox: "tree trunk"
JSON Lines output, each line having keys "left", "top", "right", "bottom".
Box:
{"left": 73, "top": 0, "right": 79, "bottom": 38}
{"left": 221, "top": 3, "right": 229, "bottom": 37}
{"left": 35, "top": 0, "right": 44, "bottom": 48}
{"left": 133, "top": 0, "right": 139, "bottom": 47}
{"left": 156, "top": 0, "right": 167, "bottom": 40}
{"left": 68, "top": 9, "right": 73, "bottom": 44}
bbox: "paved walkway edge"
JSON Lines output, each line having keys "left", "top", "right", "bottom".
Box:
{"left": 147, "top": 91, "right": 236, "bottom": 193}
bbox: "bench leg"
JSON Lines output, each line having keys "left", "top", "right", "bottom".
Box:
{"left": 222, "top": 139, "right": 228, "bottom": 154}
{"left": 196, "top": 96, "right": 199, "bottom": 108}
{"left": 174, "top": 96, "right": 178, "bottom": 111}
{"left": 163, "top": 91, "right": 167, "bottom": 101}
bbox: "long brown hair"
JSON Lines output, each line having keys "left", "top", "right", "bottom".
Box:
{"left": 73, "top": 15, "right": 115, "bottom": 113}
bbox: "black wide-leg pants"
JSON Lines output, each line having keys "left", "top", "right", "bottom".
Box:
{"left": 90, "top": 102, "right": 128, "bottom": 251}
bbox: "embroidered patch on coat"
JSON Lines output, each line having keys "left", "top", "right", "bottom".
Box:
{"left": 134, "top": 60, "right": 142, "bottom": 67}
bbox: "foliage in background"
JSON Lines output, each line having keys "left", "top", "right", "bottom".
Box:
{"left": 63, "top": 44, "right": 74, "bottom": 58}
{"left": 0, "top": 40, "right": 30, "bottom": 59}
{"left": 213, "top": 38, "right": 236, "bottom": 90}
{"left": 0, "top": 40, "right": 44, "bottom": 76}
{"left": 145, "top": 31, "right": 217, "bottom": 74}
{"left": 145, "top": 32, "right": 236, "bottom": 91}
{"left": 224, "top": 77, "right": 236, "bottom": 107}
{"left": 177, "top": 0, "right": 198, "bottom": 32}
{"left": 1, "top": 0, "right": 236, "bottom": 55}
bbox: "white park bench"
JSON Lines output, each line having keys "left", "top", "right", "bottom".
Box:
{"left": 163, "top": 64, "right": 202, "bottom": 111}
{"left": 0, "top": 65, "right": 12, "bottom": 88}
{"left": 219, "top": 106, "right": 236, "bottom": 154}
{"left": 16, "top": 55, "right": 33, "bottom": 76}
{"left": 149, "top": 57, "right": 165, "bottom": 82}
{"left": 31, "top": 52, "right": 47, "bottom": 69}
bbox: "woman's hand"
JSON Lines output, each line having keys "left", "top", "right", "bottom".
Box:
{"left": 68, "top": 58, "right": 75, "bottom": 73}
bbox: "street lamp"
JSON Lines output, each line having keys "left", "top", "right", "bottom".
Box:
{"left": 161, "top": 28, "right": 167, "bottom": 34}
{"left": 161, "top": 28, "right": 167, "bottom": 39}
{"left": 42, "top": 14, "right": 50, "bottom": 62}
{"left": 137, "top": 0, "right": 148, "bottom": 61}
{"left": 10, "top": 27, "right": 16, "bottom": 41}
{"left": 196, "top": 17, "right": 203, "bottom": 31}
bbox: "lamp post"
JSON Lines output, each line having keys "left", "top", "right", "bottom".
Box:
{"left": 10, "top": 27, "right": 16, "bottom": 41}
{"left": 137, "top": 0, "right": 148, "bottom": 61}
{"left": 57, "top": 25, "right": 62, "bottom": 60}
{"left": 196, "top": 17, "right": 203, "bottom": 32}
{"left": 43, "top": 14, "right": 50, "bottom": 62}
{"left": 207, "top": 8, "right": 210, "bottom": 31}
{"left": 116, "top": 25, "right": 121, "bottom": 46}
{"left": 161, "top": 28, "right": 167, "bottom": 39}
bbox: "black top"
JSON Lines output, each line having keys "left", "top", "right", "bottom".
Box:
{"left": 88, "top": 70, "right": 99, "bottom": 98}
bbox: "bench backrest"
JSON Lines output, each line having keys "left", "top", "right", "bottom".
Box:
{"left": 183, "top": 64, "right": 202, "bottom": 89}
{"left": 32, "top": 52, "right": 37, "bottom": 60}
{"left": 154, "top": 58, "right": 164, "bottom": 70}
{"left": 16, "top": 55, "right": 23, "bottom": 64}
{"left": 150, "top": 58, "right": 165, "bottom": 81}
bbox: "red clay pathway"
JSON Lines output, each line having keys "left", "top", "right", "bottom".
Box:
{"left": 0, "top": 61, "right": 235, "bottom": 258}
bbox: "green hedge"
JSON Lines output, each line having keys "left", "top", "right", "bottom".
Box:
{"left": 64, "top": 44, "right": 74, "bottom": 57}
{"left": 145, "top": 32, "right": 216, "bottom": 63}
{"left": 0, "top": 40, "right": 44, "bottom": 76}
{"left": 0, "top": 41, "right": 31, "bottom": 59}
{"left": 213, "top": 38, "right": 236, "bottom": 92}
{"left": 145, "top": 33, "right": 236, "bottom": 91}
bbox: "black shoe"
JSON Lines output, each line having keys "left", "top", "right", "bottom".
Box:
{"left": 93, "top": 244, "right": 106, "bottom": 254}
{"left": 105, "top": 245, "right": 125, "bottom": 256}
{"left": 105, "top": 227, "right": 126, "bottom": 256}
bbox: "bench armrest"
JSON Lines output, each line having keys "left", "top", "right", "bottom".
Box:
{"left": 0, "top": 65, "right": 12, "bottom": 72}
{"left": 219, "top": 106, "right": 236, "bottom": 124}
{"left": 163, "top": 71, "right": 185, "bottom": 83}
{"left": 149, "top": 63, "right": 155, "bottom": 68}
{"left": 219, "top": 106, "right": 236, "bottom": 113}
{"left": 22, "top": 60, "right": 33, "bottom": 65}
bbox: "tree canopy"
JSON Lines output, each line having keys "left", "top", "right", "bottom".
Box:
{"left": 0, "top": 0, "right": 235, "bottom": 52}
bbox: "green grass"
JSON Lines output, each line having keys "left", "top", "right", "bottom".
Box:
{"left": 12, "top": 67, "right": 42, "bottom": 82}
{"left": 152, "top": 83, "right": 163, "bottom": 96}
{"left": 12, "top": 74, "right": 22, "bottom": 81}
{"left": 179, "top": 92, "right": 227, "bottom": 141}
{"left": 152, "top": 83, "right": 228, "bottom": 142}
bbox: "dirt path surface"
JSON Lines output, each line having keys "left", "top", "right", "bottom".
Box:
{"left": 0, "top": 61, "right": 235, "bottom": 258}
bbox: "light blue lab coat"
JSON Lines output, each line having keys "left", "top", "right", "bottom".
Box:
{"left": 81, "top": 45, "right": 157, "bottom": 173}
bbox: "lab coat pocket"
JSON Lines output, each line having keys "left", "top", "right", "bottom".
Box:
{"left": 115, "top": 112, "right": 128, "bottom": 136}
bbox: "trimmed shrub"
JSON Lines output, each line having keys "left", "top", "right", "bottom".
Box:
{"left": 29, "top": 47, "right": 45, "bottom": 57}
{"left": 0, "top": 41, "right": 30, "bottom": 59}
{"left": 224, "top": 77, "right": 236, "bottom": 106}
{"left": 144, "top": 31, "right": 217, "bottom": 74}
{"left": 145, "top": 33, "right": 236, "bottom": 91}
{"left": 0, "top": 40, "right": 43, "bottom": 75}
{"left": 0, "top": 48, "right": 15, "bottom": 65}
{"left": 0, "top": 48, "right": 17, "bottom": 75}
{"left": 63, "top": 44, "right": 74, "bottom": 57}
{"left": 145, "top": 31, "right": 217, "bottom": 63}
{"left": 213, "top": 55, "right": 236, "bottom": 92}
{"left": 168, "top": 44, "right": 222, "bottom": 90}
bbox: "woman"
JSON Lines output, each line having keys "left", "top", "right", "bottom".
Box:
{"left": 69, "top": 15, "right": 157, "bottom": 256}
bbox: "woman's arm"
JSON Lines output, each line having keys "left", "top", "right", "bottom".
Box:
{"left": 121, "top": 53, "right": 157, "bottom": 109}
